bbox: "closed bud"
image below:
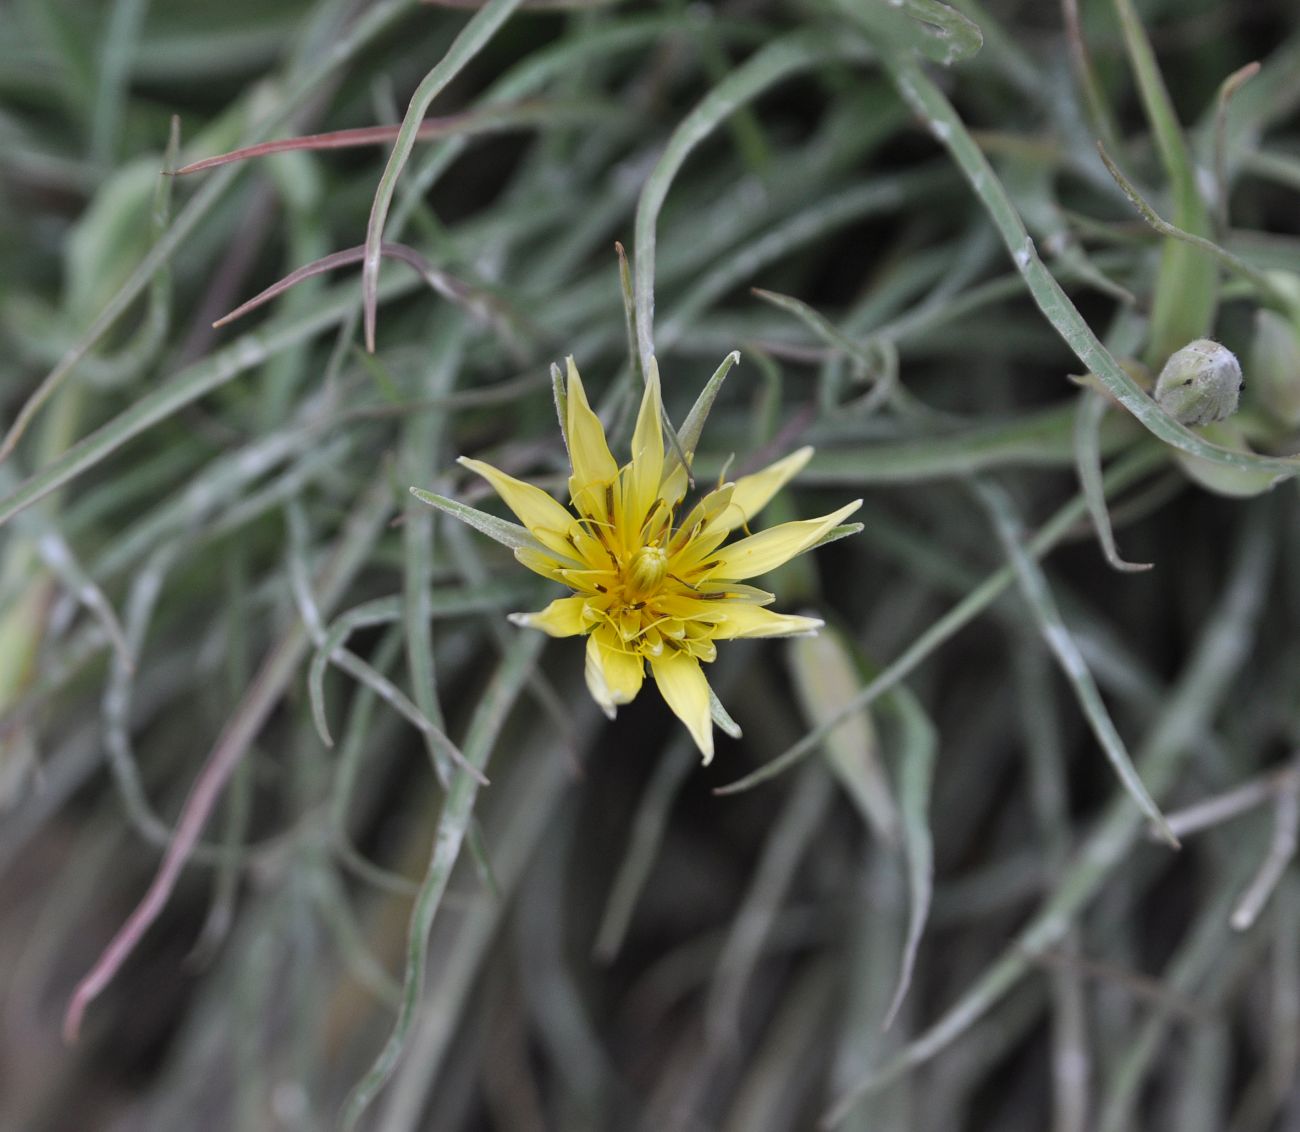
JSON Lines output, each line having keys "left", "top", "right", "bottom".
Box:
{"left": 626, "top": 544, "right": 667, "bottom": 599}
{"left": 1154, "top": 339, "right": 1242, "bottom": 426}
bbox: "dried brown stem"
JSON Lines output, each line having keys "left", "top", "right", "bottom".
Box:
{"left": 212, "top": 243, "right": 467, "bottom": 329}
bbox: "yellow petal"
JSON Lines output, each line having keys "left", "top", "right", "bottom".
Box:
{"left": 565, "top": 358, "right": 618, "bottom": 492}
{"left": 694, "top": 582, "right": 775, "bottom": 604}
{"left": 651, "top": 591, "right": 769, "bottom": 625}
{"left": 685, "top": 635, "right": 716, "bottom": 663}
{"left": 513, "top": 546, "right": 568, "bottom": 583}
{"left": 649, "top": 649, "right": 714, "bottom": 762}
{"left": 659, "top": 460, "right": 690, "bottom": 507}
{"left": 625, "top": 359, "right": 665, "bottom": 523}
{"left": 706, "top": 499, "right": 862, "bottom": 581}
{"left": 557, "top": 566, "right": 618, "bottom": 594}
{"left": 584, "top": 629, "right": 644, "bottom": 718}
{"left": 458, "top": 457, "right": 579, "bottom": 559}
{"left": 717, "top": 447, "right": 813, "bottom": 533}
{"left": 666, "top": 484, "right": 735, "bottom": 562}
{"left": 706, "top": 604, "right": 824, "bottom": 639}
{"left": 508, "top": 596, "right": 591, "bottom": 637}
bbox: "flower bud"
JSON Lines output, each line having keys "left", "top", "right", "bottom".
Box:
{"left": 1249, "top": 308, "right": 1300, "bottom": 429}
{"left": 1154, "top": 339, "right": 1242, "bottom": 426}
{"left": 626, "top": 544, "right": 667, "bottom": 599}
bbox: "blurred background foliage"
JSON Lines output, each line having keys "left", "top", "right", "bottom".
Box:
{"left": 1, "top": 0, "right": 1299, "bottom": 1129}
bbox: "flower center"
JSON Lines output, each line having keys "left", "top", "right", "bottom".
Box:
{"left": 625, "top": 544, "right": 668, "bottom": 600}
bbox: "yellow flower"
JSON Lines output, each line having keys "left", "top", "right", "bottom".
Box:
{"left": 419, "top": 355, "right": 861, "bottom": 761}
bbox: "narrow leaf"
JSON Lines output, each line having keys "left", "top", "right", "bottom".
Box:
{"left": 883, "top": 685, "right": 937, "bottom": 1029}
{"left": 1074, "top": 391, "right": 1153, "bottom": 572}
{"left": 1111, "top": 0, "right": 1217, "bottom": 362}
{"left": 788, "top": 628, "right": 899, "bottom": 846}
{"left": 973, "top": 478, "right": 1177, "bottom": 846}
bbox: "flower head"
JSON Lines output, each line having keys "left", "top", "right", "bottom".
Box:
{"left": 423, "top": 355, "right": 861, "bottom": 761}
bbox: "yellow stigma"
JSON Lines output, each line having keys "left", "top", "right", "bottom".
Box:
{"left": 626, "top": 544, "right": 668, "bottom": 599}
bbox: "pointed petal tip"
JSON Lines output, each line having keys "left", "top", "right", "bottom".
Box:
{"left": 693, "top": 719, "right": 716, "bottom": 763}
{"left": 708, "top": 498, "right": 868, "bottom": 581}
{"left": 650, "top": 651, "right": 715, "bottom": 763}
{"left": 715, "top": 446, "right": 817, "bottom": 535}
{"left": 564, "top": 356, "right": 585, "bottom": 402}
{"left": 565, "top": 361, "right": 619, "bottom": 488}
{"left": 825, "top": 497, "right": 865, "bottom": 527}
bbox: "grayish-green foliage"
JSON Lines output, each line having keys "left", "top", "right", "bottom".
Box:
{"left": 1, "top": 1, "right": 1299, "bottom": 1129}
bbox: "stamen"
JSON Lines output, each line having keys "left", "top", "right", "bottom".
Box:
{"left": 626, "top": 611, "right": 676, "bottom": 642}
